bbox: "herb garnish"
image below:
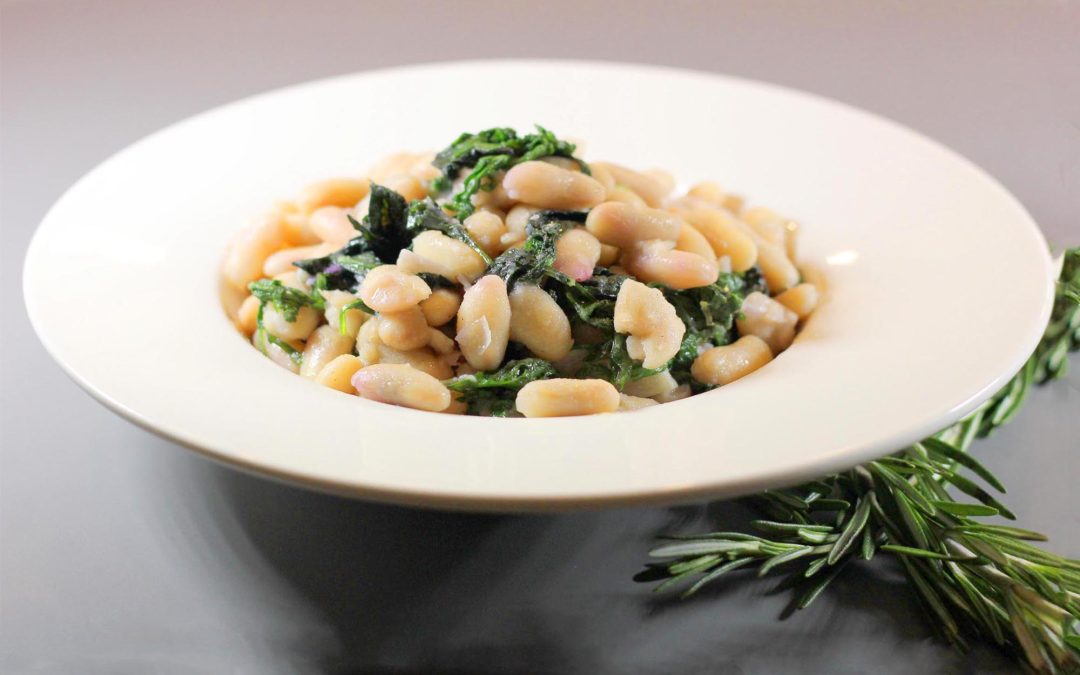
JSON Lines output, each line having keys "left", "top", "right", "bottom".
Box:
{"left": 639, "top": 247, "right": 1080, "bottom": 674}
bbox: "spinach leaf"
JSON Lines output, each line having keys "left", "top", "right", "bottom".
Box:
{"left": 444, "top": 358, "right": 557, "bottom": 416}
{"left": 249, "top": 279, "right": 323, "bottom": 322}
{"left": 660, "top": 271, "right": 760, "bottom": 347}
{"left": 406, "top": 199, "right": 492, "bottom": 264}
{"left": 294, "top": 246, "right": 381, "bottom": 291}
{"left": 576, "top": 333, "right": 664, "bottom": 390}
{"left": 433, "top": 125, "right": 589, "bottom": 219}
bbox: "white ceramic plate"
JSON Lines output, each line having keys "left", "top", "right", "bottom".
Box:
{"left": 24, "top": 61, "right": 1054, "bottom": 511}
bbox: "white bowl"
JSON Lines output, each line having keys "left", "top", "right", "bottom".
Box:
{"left": 23, "top": 61, "right": 1054, "bottom": 511}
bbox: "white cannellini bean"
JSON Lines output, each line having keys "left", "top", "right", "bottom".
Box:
{"left": 236, "top": 295, "right": 260, "bottom": 336}
{"left": 315, "top": 354, "right": 363, "bottom": 393}
{"left": 456, "top": 275, "right": 511, "bottom": 370}
{"left": 261, "top": 304, "right": 320, "bottom": 342}
{"left": 419, "top": 288, "right": 462, "bottom": 327}
{"left": 222, "top": 211, "right": 288, "bottom": 291}
{"left": 554, "top": 228, "right": 602, "bottom": 281}
{"left": 621, "top": 240, "right": 720, "bottom": 290}
{"left": 377, "top": 306, "right": 431, "bottom": 351}
{"left": 377, "top": 344, "right": 454, "bottom": 379}
{"left": 515, "top": 379, "right": 620, "bottom": 417}
{"left": 736, "top": 292, "right": 798, "bottom": 353}
{"left": 775, "top": 283, "right": 819, "bottom": 320}
{"left": 618, "top": 394, "right": 659, "bottom": 411}
{"left": 380, "top": 174, "right": 427, "bottom": 202}
{"left": 252, "top": 331, "right": 301, "bottom": 374}
{"left": 613, "top": 279, "right": 686, "bottom": 369}
{"left": 674, "top": 207, "right": 758, "bottom": 273}
{"left": 463, "top": 211, "right": 508, "bottom": 257}
{"left": 308, "top": 206, "right": 356, "bottom": 246}
{"left": 300, "top": 325, "right": 355, "bottom": 378}
{"left": 262, "top": 242, "right": 337, "bottom": 277}
{"left": 622, "top": 371, "right": 679, "bottom": 398}
{"left": 604, "top": 185, "right": 649, "bottom": 207}
{"left": 691, "top": 335, "right": 773, "bottom": 386}
{"left": 675, "top": 223, "right": 716, "bottom": 261}
{"left": 358, "top": 265, "right": 432, "bottom": 313}
{"left": 502, "top": 161, "right": 606, "bottom": 210}
{"left": 410, "top": 230, "right": 487, "bottom": 282}
{"left": 597, "top": 243, "right": 620, "bottom": 267}
{"left": 298, "top": 178, "right": 370, "bottom": 213}
{"left": 585, "top": 202, "right": 683, "bottom": 248}
{"left": 427, "top": 328, "right": 457, "bottom": 355}
{"left": 591, "top": 162, "right": 669, "bottom": 207}
{"left": 755, "top": 242, "right": 799, "bottom": 293}
{"left": 686, "top": 181, "right": 727, "bottom": 206}
{"left": 322, "top": 289, "right": 369, "bottom": 339}
{"left": 508, "top": 284, "right": 573, "bottom": 361}
{"left": 351, "top": 363, "right": 451, "bottom": 412}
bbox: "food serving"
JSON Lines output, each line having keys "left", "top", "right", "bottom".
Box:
{"left": 222, "top": 126, "right": 818, "bottom": 417}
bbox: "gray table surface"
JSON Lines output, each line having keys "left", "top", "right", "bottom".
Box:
{"left": 3, "top": 2, "right": 1079, "bottom": 673}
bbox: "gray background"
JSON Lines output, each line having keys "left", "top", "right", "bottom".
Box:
{"left": 2, "top": 1, "right": 1079, "bottom": 673}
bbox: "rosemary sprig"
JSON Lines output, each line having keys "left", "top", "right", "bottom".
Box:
{"left": 639, "top": 247, "right": 1080, "bottom": 673}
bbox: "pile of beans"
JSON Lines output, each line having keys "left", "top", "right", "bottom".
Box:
{"left": 222, "top": 149, "right": 818, "bottom": 417}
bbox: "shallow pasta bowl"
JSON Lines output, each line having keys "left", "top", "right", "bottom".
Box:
{"left": 22, "top": 60, "right": 1055, "bottom": 511}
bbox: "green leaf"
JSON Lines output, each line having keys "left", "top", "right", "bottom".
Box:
{"left": 931, "top": 501, "right": 999, "bottom": 517}
{"left": 921, "top": 437, "right": 1007, "bottom": 493}
{"left": 827, "top": 496, "right": 871, "bottom": 565}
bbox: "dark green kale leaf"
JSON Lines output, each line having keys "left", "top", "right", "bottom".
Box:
{"left": 349, "top": 183, "right": 410, "bottom": 262}
{"left": 576, "top": 333, "right": 664, "bottom": 390}
{"left": 444, "top": 358, "right": 558, "bottom": 416}
{"left": 433, "top": 126, "right": 589, "bottom": 219}
{"left": 406, "top": 198, "right": 492, "bottom": 264}
{"left": 248, "top": 279, "right": 323, "bottom": 322}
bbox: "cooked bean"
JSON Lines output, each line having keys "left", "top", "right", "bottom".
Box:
{"left": 456, "top": 275, "right": 511, "bottom": 370}
{"left": 613, "top": 279, "right": 686, "bottom": 368}
{"left": 554, "top": 228, "right": 602, "bottom": 281}
{"left": 502, "top": 161, "right": 606, "bottom": 210}
{"left": 419, "top": 288, "right": 462, "bottom": 327}
{"left": 315, "top": 354, "right": 363, "bottom": 393}
{"left": 675, "top": 224, "right": 716, "bottom": 260}
{"left": 395, "top": 249, "right": 455, "bottom": 280}
{"left": 271, "top": 269, "right": 309, "bottom": 290}
{"left": 411, "top": 230, "right": 487, "bottom": 282}
{"left": 604, "top": 185, "right": 648, "bottom": 207}
{"left": 298, "top": 178, "right": 369, "bottom": 213}
{"left": 368, "top": 151, "right": 421, "bottom": 182}
{"left": 591, "top": 162, "right": 668, "bottom": 207}
{"left": 585, "top": 202, "right": 683, "bottom": 248}
{"left": 358, "top": 265, "right": 431, "bottom": 313}
{"left": 378, "top": 344, "right": 454, "bottom": 379}
{"left": 352, "top": 364, "right": 451, "bottom": 412}
{"left": 622, "top": 371, "right": 679, "bottom": 398}
{"left": 427, "top": 328, "right": 457, "bottom": 355}
{"left": 755, "top": 242, "right": 799, "bottom": 292}
{"left": 463, "top": 211, "right": 508, "bottom": 257}
{"left": 222, "top": 211, "right": 288, "bottom": 290}
{"left": 644, "top": 169, "right": 676, "bottom": 196}
{"left": 675, "top": 207, "right": 758, "bottom": 273}
{"left": 354, "top": 309, "right": 383, "bottom": 365}
{"left": 621, "top": 240, "right": 720, "bottom": 290}
{"left": 502, "top": 204, "right": 536, "bottom": 248}
{"left": 508, "top": 284, "right": 573, "bottom": 361}
{"left": 442, "top": 394, "right": 469, "bottom": 415}
{"left": 322, "top": 289, "right": 370, "bottom": 338}
{"left": 300, "top": 325, "right": 355, "bottom": 378}
{"left": 378, "top": 306, "right": 430, "bottom": 351}
{"left": 686, "top": 181, "right": 727, "bottom": 206}
{"left": 252, "top": 331, "right": 302, "bottom": 373}
{"left": 262, "top": 242, "right": 337, "bottom": 277}
{"left": 783, "top": 219, "right": 799, "bottom": 261}
{"left": 515, "top": 379, "right": 620, "bottom": 417}
{"left": 262, "top": 304, "right": 320, "bottom": 342}
{"left": 775, "top": 283, "right": 819, "bottom": 319}
{"left": 597, "top": 243, "right": 620, "bottom": 267}
{"left": 541, "top": 156, "right": 582, "bottom": 172}
{"left": 691, "top": 335, "right": 773, "bottom": 386}
{"left": 736, "top": 292, "right": 798, "bottom": 353}
{"left": 277, "top": 203, "right": 321, "bottom": 245}
{"left": 381, "top": 174, "right": 427, "bottom": 202}
{"left": 653, "top": 383, "right": 692, "bottom": 403}
{"left": 236, "top": 295, "right": 260, "bottom": 336}
{"left": 618, "top": 394, "right": 659, "bottom": 411}
{"left": 307, "top": 206, "right": 356, "bottom": 246}
{"left": 589, "top": 162, "right": 616, "bottom": 192}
